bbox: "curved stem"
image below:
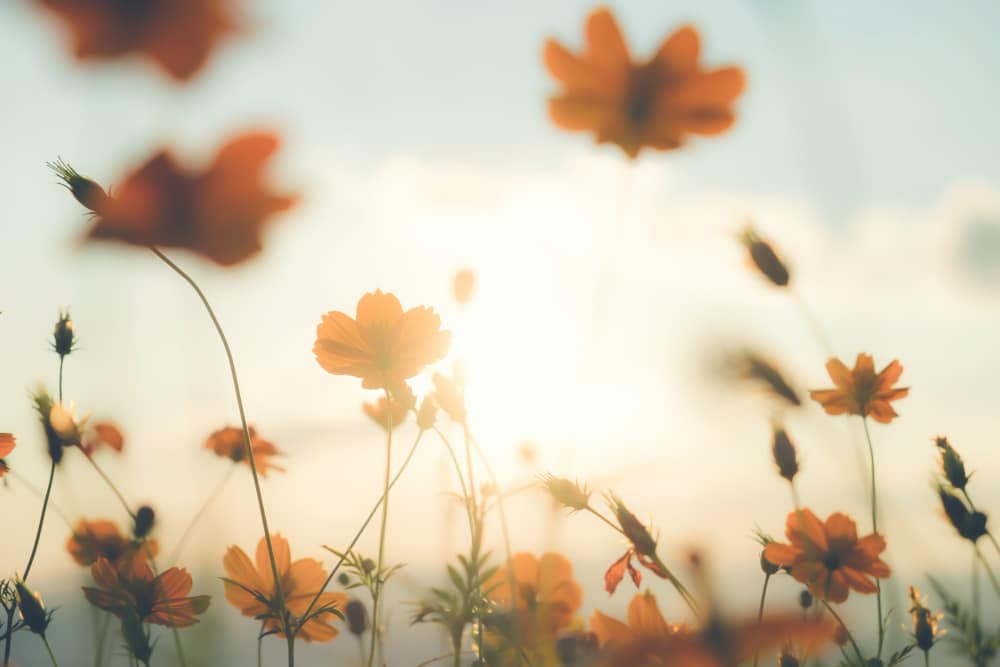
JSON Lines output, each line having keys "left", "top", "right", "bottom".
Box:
{"left": 168, "top": 463, "right": 237, "bottom": 565}
{"left": 76, "top": 449, "right": 135, "bottom": 519}
{"left": 751, "top": 573, "right": 771, "bottom": 667}
{"left": 42, "top": 635, "right": 59, "bottom": 667}
{"left": 820, "top": 600, "right": 865, "bottom": 665}
{"left": 257, "top": 635, "right": 263, "bottom": 667}
{"left": 22, "top": 461, "right": 56, "bottom": 581}
{"left": 367, "top": 387, "right": 394, "bottom": 667}
{"left": 8, "top": 470, "right": 72, "bottom": 530}
{"left": 862, "top": 418, "right": 884, "bottom": 659}
{"left": 149, "top": 247, "right": 291, "bottom": 661}
{"left": 432, "top": 428, "right": 475, "bottom": 540}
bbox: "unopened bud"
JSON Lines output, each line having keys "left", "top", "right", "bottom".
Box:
{"left": 416, "top": 396, "right": 437, "bottom": 431}
{"left": 939, "top": 488, "right": 988, "bottom": 542}
{"left": 935, "top": 437, "right": 969, "bottom": 490}
{"left": 345, "top": 598, "right": 368, "bottom": 636}
{"left": 609, "top": 495, "right": 657, "bottom": 558}
{"left": 772, "top": 428, "right": 799, "bottom": 482}
{"left": 49, "top": 159, "right": 109, "bottom": 215}
{"left": 15, "top": 580, "right": 50, "bottom": 636}
{"left": 742, "top": 227, "right": 790, "bottom": 287}
{"left": 540, "top": 474, "right": 590, "bottom": 512}
{"left": 778, "top": 649, "right": 800, "bottom": 667}
{"left": 760, "top": 551, "right": 779, "bottom": 575}
{"left": 52, "top": 311, "right": 76, "bottom": 358}
{"left": 798, "top": 589, "right": 813, "bottom": 609}
{"left": 134, "top": 506, "right": 155, "bottom": 539}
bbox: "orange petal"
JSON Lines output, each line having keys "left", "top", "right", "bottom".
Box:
{"left": 762, "top": 542, "right": 800, "bottom": 566}
{"left": 584, "top": 8, "right": 630, "bottom": 74}
{"left": 627, "top": 591, "right": 669, "bottom": 638}
{"left": 356, "top": 289, "right": 403, "bottom": 330}
{"left": 875, "top": 359, "right": 904, "bottom": 390}
{"left": 786, "top": 508, "right": 828, "bottom": 553}
{"left": 824, "top": 357, "right": 854, "bottom": 388}
{"left": 823, "top": 513, "right": 858, "bottom": 546}
{"left": 590, "top": 610, "right": 634, "bottom": 646}
{"left": 839, "top": 567, "right": 877, "bottom": 594}
{"left": 649, "top": 25, "right": 700, "bottom": 75}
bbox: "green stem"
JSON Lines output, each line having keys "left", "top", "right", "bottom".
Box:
{"left": 42, "top": 635, "right": 59, "bottom": 667}
{"left": 149, "top": 247, "right": 292, "bottom": 662}
{"left": 976, "top": 548, "right": 1000, "bottom": 596}
{"left": 258, "top": 635, "right": 263, "bottom": 667}
{"left": 973, "top": 548, "right": 980, "bottom": 616}
{"left": 862, "top": 418, "right": 885, "bottom": 659}
{"left": 367, "top": 387, "right": 394, "bottom": 667}
{"left": 22, "top": 461, "right": 56, "bottom": 581}
{"left": 168, "top": 463, "right": 237, "bottom": 565}
{"left": 751, "top": 574, "right": 771, "bottom": 667}
{"left": 94, "top": 612, "right": 110, "bottom": 667}
{"left": 820, "top": 600, "right": 865, "bottom": 665}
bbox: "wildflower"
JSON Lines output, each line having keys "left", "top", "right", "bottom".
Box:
{"left": 56, "top": 132, "right": 297, "bottom": 266}
{"left": 204, "top": 426, "right": 285, "bottom": 476}
{"left": 540, "top": 474, "right": 591, "bottom": 512}
{"left": 362, "top": 396, "right": 408, "bottom": 432}
{"left": 36, "top": 0, "right": 241, "bottom": 81}
{"left": 33, "top": 389, "right": 86, "bottom": 463}
{"left": 609, "top": 494, "right": 658, "bottom": 559}
{"left": 82, "top": 422, "right": 125, "bottom": 457}
{"left": 763, "top": 509, "right": 890, "bottom": 603}
{"left": 543, "top": 8, "right": 745, "bottom": 158}
{"left": 938, "top": 488, "right": 988, "bottom": 543}
{"left": 223, "top": 534, "right": 346, "bottom": 642}
{"left": 416, "top": 395, "right": 438, "bottom": 431}
{"left": 741, "top": 228, "right": 789, "bottom": 287}
{"left": 66, "top": 519, "right": 159, "bottom": 567}
{"left": 453, "top": 269, "right": 476, "bottom": 305}
{"left": 314, "top": 290, "right": 451, "bottom": 392}
{"left": 935, "top": 437, "right": 969, "bottom": 490}
{"left": 590, "top": 590, "right": 684, "bottom": 648}
{"left": 344, "top": 598, "right": 368, "bottom": 636}
{"left": 907, "top": 586, "right": 943, "bottom": 655}
{"left": 431, "top": 372, "right": 466, "bottom": 424}
{"left": 771, "top": 428, "right": 798, "bottom": 483}
{"left": 83, "top": 555, "right": 210, "bottom": 627}
{"left": 0, "top": 433, "right": 15, "bottom": 477}
{"left": 809, "top": 354, "right": 908, "bottom": 423}
{"left": 52, "top": 310, "right": 76, "bottom": 357}
{"left": 485, "top": 552, "right": 583, "bottom": 644}
{"left": 14, "top": 580, "right": 52, "bottom": 636}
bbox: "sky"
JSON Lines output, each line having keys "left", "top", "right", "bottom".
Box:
{"left": 2, "top": 1, "right": 1000, "bottom": 665}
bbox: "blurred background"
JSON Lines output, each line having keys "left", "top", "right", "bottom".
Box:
{"left": 3, "top": 0, "right": 1000, "bottom": 664}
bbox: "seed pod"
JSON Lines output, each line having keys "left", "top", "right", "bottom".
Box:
{"left": 742, "top": 227, "right": 790, "bottom": 287}
{"left": 772, "top": 428, "right": 799, "bottom": 482}
{"left": 134, "top": 506, "right": 155, "bottom": 539}
{"left": 345, "top": 598, "right": 368, "bottom": 636}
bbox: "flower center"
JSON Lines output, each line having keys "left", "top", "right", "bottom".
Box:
{"left": 822, "top": 551, "right": 842, "bottom": 571}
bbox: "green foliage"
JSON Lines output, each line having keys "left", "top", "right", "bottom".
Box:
{"left": 929, "top": 577, "right": 1000, "bottom": 667}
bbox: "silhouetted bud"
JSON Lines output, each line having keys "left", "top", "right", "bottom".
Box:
{"left": 798, "top": 589, "right": 813, "bottom": 609}
{"left": 908, "top": 586, "right": 941, "bottom": 654}
{"left": 32, "top": 389, "right": 64, "bottom": 464}
{"left": 866, "top": 660, "right": 884, "bottom": 667}
{"left": 540, "top": 474, "right": 590, "bottom": 512}
{"left": 939, "top": 488, "right": 988, "bottom": 542}
{"left": 52, "top": 310, "right": 77, "bottom": 358}
{"left": 345, "top": 598, "right": 368, "bottom": 636}
{"left": 772, "top": 428, "right": 799, "bottom": 482}
{"left": 50, "top": 159, "right": 110, "bottom": 215}
{"left": 134, "top": 506, "right": 155, "bottom": 539}
{"left": 935, "top": 437, "right": 969, "bottom": 490}
{"left": 742, "top": 227, "right": 790, "bottom": 287}
{"left": 760, "top": 551, "right": 779, "bottom": 575}
{"left": 778, "top": 649, "right": 800, "bottom": 667}
{"left": 741, "top": 354, "right": 801, "bottom": 407}
{"left": 337, "top": 573, "right": 350, "bottom": 587}
{"left": 15, "top": 580, "right": 50, "bottom": 636}
{"left": 361, "top": 558, "right": 376, "bottom": 574}
{"left": 608, "top": 494, "right": 657, "bottom": 558}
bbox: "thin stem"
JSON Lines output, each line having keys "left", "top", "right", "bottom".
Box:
{"left": 22, "top": 461, "right": 56, "bottom": 580}
{"left": 149, "top": 247, "right": 292, "bottom": 661}
{"left": 820, "top": 600, "right": 865, "bottom": 665}
{"left": 367, "top": 387, "right": 394, "bottom": 667}
{"left": 924, "top": 651, "right": 930, "bottom": 667}
{"left": 258, "top": 635, "right": 263, "bottom": 667}
{"left": 862, "top": 417, "right": 885, "bottom": 659}
{"left": 76, "top": 449, "right": 135, "bottom": 520}
{"left": 751, "top": 574, "right": 771, "bottom": 667}
{"left": 168, "top": 463, "right": 237, "bottom": 565}
{"left": 8, "top": 470, "right": 72, "bottom": 530}
{"left": 94, "top": 612, "right": 110, "bottom": 667}
{"left": 790, "top": 288, "right": 835, "bottom": 357}
{"left": 433, "top": 428, "right": 476, "bottom": 540}
{"left": 42, "top": 635, "right": 59, "bottom": 667}
{"left": 976, "top": 548, "right": 1000, "bottom": 596}
{"left": 973, "top": 548, "right": 980, "bottom": 617}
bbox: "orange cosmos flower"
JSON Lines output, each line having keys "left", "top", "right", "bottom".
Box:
{"left": 591, "top": 591, "right": 685, "bottom": 648}
{"left": 82, "top": 421, "right": 124, "bottom": 457}
{"left": 0, "top": 433, "right": 14, "bottom": 477}
{"left": 544, "top": 8, "right": 745, "bottom": 158}
{"left": 453, "top": 269, "right": 476, "bottom": 305}
{"left": 809, "top": 354, "right": 909, "bottom": 424}
{"left": 314, "top": 290, "right": 451, "bottom": 391}
{"left": 204, "top": 426, "right": 285, "bottom": 476}
{"left": 223, "top": 535, "right": 347, "bottom": 642}
{"left": 83, "top": 555, "right": 210, "bottom": 628}
{"left": 73, "top": 132, "right": 296, "bottom": 266}
{"left": 485, "top": 552, "right": 583, "bottom": 644}
{"left": 763, "top": 509, "right": 890, "bottom": 604}
{"left": 36, "top": 0, "right": 240, "bottom": 81}
{"left": 67, "top": 519, "right": 159, "bottom": 567}
{"left": 362, "top": 396, "right": 409, "bottom": 432}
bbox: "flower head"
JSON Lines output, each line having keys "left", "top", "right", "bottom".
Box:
{"left": 416, "top": 395, "right": 438, "bottom": 431}
{"left": 540, "top": 474, "right": 591, "bottom": 512}
{"left": 908, "top": 586, "right": 944, "bottom": 655}
{"left": 314, "top": 290, "right": 451, "bottom": 391}
{"left": 485, "top": 552, "right": 583, "bottom": 645}
{"left": 223, "top": 535, "right": 346, "bottom": 642}
{"left": 809, "top": 354, "right": 909, "bottom": 423}
{"left": 37, "top": 0, "right": 241, "bottom": 81}
{"left": 0, "top": 433, "right": 15, "bottom": 477}
{"left": 33, "top": 389, "right": 87, "bottom": 463}
{"left": 67, "top": 519, "right": 159, "bottom": 567}
{"left": 59, "top": 132, "right": 297, "bottom": 266}
{"left": 362, "top": 396, "right": 409, "bottom": 432}
{"left": 52, "top": 309, "right": 77, "bottom": 357}
{"left": 763, "top": 509, "right": 890, "bottom": 603}
{"left": 544, "top": 8, "right": 745, "bottom": 158}
{"left": 590, "top": 590, "right": 684, "bottom": 648}
{"left": 205, "top": 426, "right": 285, "bottom": 476}
{"left": 938, "top": 487, "right": 988, "bottom": 543}
{"left": 14, "top": 580, "right": 52, "bottom": 637}
{"left": 83, "top": 555, "right": 210, "bottom": 627}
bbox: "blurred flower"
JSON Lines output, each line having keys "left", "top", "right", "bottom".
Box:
{"left": 741, "top": 227, "right": 789, "bottom": 287}
{"left": 540, "top": 474, "right": 591, "bottom": 512}
{"left": 938, "top": 487, "right": 988, "bottom": 543}
{"left": 908, "top": 586, "right": 944, "bottom": 656}
{"left": 14, "top": 580, "right": 52, "bottom": 636}
{"left": 726, "top": 351, "right": 800, "bottom": 408}
{"left": 82, "top": 421, "right": 125, "bottom": 457}
{"left": 362, "top": 396, "right": 409, "bottom": 432}
{"left": 485, "top": 552, "right": 583, "bottom": 644}
{"left": 52, "top": 309, "right": 76, "bottom": 357}
{"left": 809, "top": 354, "right": 909, "bottom": 424}
{"left": 543, "top": 8, "right": 745, "bottom": 158}
{"left": 771, "top": 428, "right": 798, "bottom": 483}
{"left": 416, "top": 395, "right": 438, "bottom": 431}
{"left": 453, "top": 269, "right": 476, "bottom": 305}
{"left": 83, "top": 555, "right": 210, "bottom": 627}
{"left": 314, "top": 290, "right": 451, "bottom": 392}
{"left": 223, "top": 534, "right": 346, "bottom": 642}
{"left": 590, "top": 590, "right": 684, "bottom": 648}
{"left": 204, "top": 426, "right": 285, "bottom": 476}
{"left": 36, "top": 0, "right": 241, "bottom": 81}
{"left": 431, "top": 372, "right": 467, "bottom": 424}
{"left": 344, "top": 598, "right": 368, "bottom": 636}
{"left": 934, "top": 436, "right": 969, "bottom": 490}
{"left": 763, "top": 509, "right": 889, "bottom": 603}
{"left": 0, "top": 433, "right": 15, "bottom": 477}
{"left": 58, "top": 132, "right": 297, "bottom": 266}
{"left": 66, "top": 519, "right": 159, "bottom": 567}
{"left": 33, "top": 389, "right": 88, "bottom": 463}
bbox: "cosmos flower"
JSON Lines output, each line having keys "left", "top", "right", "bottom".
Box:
{"left": 66, "top": 519, "right": 159, "bottom": 567}
{"left": 485, "top": 552, "right": 583, "bottom": 644}
{"left": 809, "top": 354, "right": 909, "bottom": 424}
{"left": 204, "top": 426, "right": 285, "bottom": 476}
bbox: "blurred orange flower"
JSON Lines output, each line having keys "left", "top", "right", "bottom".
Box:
{"left": 362, "top": 396, "right": 409, "bottom": 431}
{"left": 204, "top": 426, "right": 285, "bottom": 476}
{"left": 485, "top": 552, "right": 583, "bottom": 643}
{"left": 453, "top": 269, "right": 476, "bottom": 305}
{"left": 809, "top": 354, "right": 909, "bottom": 424}
{"left": 0, "top": 433, "right": 14, "bottom": 476}
{"left": 83, "top": 132, "right": 296, "bottom": 266}
{"left": 763, "top": 509, "right": 889, "bottom": 603}
{"left": 67, "top": 519, "right": 158, "bottom": 567}
{"left": 223, "top": 534, "right": 346, "bottom": 642}
{"left": 82, "top": 421, "right": 124, "bottom": 457}
{"left": 591, "top": 591, "right": 684, "bottom": 647}
{"left": 37, "top": 0, "right": 240, "bottom": 81}
{"left": 83, "top": 555, "right": 210, "bottom": 628}
{"left": 544, "top": 8, "right": 745, "bottom": 158}
{"left": 314, "top": 290, "right": 451, "bottom": 391}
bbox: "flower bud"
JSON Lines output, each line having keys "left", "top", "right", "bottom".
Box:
{"left": 608, "top": 494, "right": 657, "bottom": 558}
{"left": 540, "top": 474, "right": 590, "bottom": 512}
{"left": 760, "top": 551, "right": 779, "bottom": 575}
{"left": 935, "top": 437, "right": 969, "bottom": 490}
{"left": 798, "top": 589, "right": 813, "bottom": 609}
{"left": 15, "top": 580, "right": 50, "bottom": 636}
{"left": 939, "top": 488, "right": 988, "bottom": 542}
{"left": 337, "top": 572, "right": 350, "bottom": 587}
{"left": 742, "top": 227, "right": 790, "bottom": 287}
{"left": 432, "top": 373, "right": 466, "bottom": 424}
{"left": 52, "top": 310, "right": 77, "bottom": 358}
{"left": 134, "top": 506, "right": 155, "bottom": 539}
{"left": 772, "top": 428, "right": 799, "bottom": 483}
{"left": 49, "top": 159, "right": 109, "bottom": 215}
{"left": 32, "top": 389, "right": 64, "bottom": 464}
{"left": 345, "top": 598, "right": 368, "bottom": 636}
{"left": 361, "top": 558, "right": 376, "bottom": 574}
